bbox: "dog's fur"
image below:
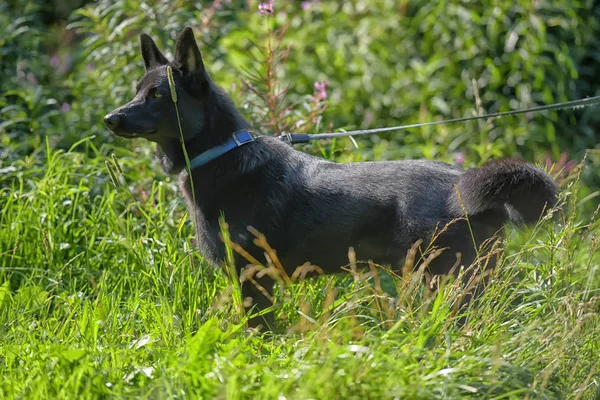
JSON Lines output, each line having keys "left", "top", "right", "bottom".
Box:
{"left": 105, "top": 27, "right": 558, "bottom": 326}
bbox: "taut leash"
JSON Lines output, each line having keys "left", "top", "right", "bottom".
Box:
{"left": 277, "top": 95, "right": 600, "bottom": 145}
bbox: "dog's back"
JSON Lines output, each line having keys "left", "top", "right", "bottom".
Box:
{"left": 179, "top": 135, "right": 556, "bottom": 275}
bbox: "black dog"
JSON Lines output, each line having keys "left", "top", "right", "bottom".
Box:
{"left": 104, "top": 27, "right": 558, "bottom": 326}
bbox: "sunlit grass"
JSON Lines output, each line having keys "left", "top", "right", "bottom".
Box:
{"left": 0, "top": 138, "right": 598, "bottom": 399}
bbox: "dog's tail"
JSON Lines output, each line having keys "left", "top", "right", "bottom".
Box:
{"left": 448, "top": 159, "right": 558, "bottom": 225}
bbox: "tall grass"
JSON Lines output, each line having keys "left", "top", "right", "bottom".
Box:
{"left": 0, "top": 135, "right": 598, "bottom": 398}
{"left": 1, "top": 2, "right": 599, "bottom": 397}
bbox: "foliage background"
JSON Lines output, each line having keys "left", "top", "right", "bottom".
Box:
{"left": 3, "top": 0, "right": 600, "bottom": 158}
{"left": 1, "top": 0, "right": 599, "bottom": 398}
{"left": 2, "top": 0, "right": 599, "bottom": 205}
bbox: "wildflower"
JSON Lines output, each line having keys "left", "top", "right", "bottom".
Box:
{"left": 61, "top": 103, "right": 71, "bottom": 113}
{"left": 301, "top": 0, "right": 317, "bottom": 10}
{"left": 26, "top": 73, "right": 37, "bottom": 84}
{"left": 364, "top": 110, "right": 374, "bottom": 125}
{"left": 314, "top": 81, "right": 329, "bottom": 101}
{"left": 544, "top": 151, "right": 577, "bottom": 180}
{"left": 50, "top": 55, "right": 60, "bottom": 67}
{"left": 258, "top": 0, "right": 274, "bottom": 14}
{"left": 455, "top": 149, "right": 465, "bottom": 165}
{"left": 86, "top": 64, "right": 94, "bottom": 71}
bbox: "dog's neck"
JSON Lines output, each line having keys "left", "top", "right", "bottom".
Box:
{"left": 155, "top": 83, "right": 250, "bottom": 175}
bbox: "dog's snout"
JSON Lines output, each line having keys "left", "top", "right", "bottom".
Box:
{"left": 104, "top": 113, "right": 121, "bottom": 130}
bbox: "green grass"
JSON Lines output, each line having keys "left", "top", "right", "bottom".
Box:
{"left": 1, "top": 138, "right": 599, "bottom": 399}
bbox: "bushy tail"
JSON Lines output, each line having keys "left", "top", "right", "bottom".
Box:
{"left": 449, "top": 159, "right": 558, "bottom": 225}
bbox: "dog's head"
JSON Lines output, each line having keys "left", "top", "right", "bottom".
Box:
{"left": 104, "top": 27, "right": 208, "bottom": 143}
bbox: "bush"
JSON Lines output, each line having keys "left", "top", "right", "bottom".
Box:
{"left": 2, "top": 0, "right": 599, "bottom": 162}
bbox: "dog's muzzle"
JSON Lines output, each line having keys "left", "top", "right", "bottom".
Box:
{"left": 104, "top": 113, "right": 121, "bottom": 131}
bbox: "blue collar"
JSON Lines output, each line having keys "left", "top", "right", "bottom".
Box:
{"left": 189, "top": 130, "right": 257, "bottom": 169}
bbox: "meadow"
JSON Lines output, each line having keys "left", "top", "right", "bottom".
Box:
{"left": 1, "top": 1, "right": 599, "bottom": 398}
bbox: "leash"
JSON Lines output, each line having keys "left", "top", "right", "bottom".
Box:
{"left": 182, "top": 94, "right": 600, "bottom": 168}
{"left": 277, "top": 95, "right": 600, "bottom": 145}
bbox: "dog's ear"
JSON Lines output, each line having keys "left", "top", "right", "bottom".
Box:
{"left": 140, "top": 33, "right": 168, "bottom": 71}
{"left": 174, "top": 27, "right": 205, "bottom": 76}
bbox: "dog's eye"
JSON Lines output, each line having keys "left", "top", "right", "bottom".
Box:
{"left": 147, "top": 88, "right": 162, "bottom": 100}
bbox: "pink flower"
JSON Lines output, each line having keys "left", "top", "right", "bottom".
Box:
{"left": 61, "top": 103, "right": 71, "bottom": 113}
{"left": 301, "top": 1, "right": 318, "bottom": 10}
{"left": 544, "top": 151, "right": 577, "bottom": 180}
{"left": 26, "top": 73, "right": 37, "bottom": 84}
{"left": 365, "top": 110, "right": 374, "bottom": 125}
{"left": 50, "top": 55, "right": 60, "bottom": 67}
{"left": 258, "top": 0, "right": 274, "bottom": 14}
{"left": 86, "top": 64, "right": 94, "bottom": 71}
{"left": 456, "top": 149, "right": 465, "bottom": 166}
{"left": 314, "top": 81, "right": 329, "bottom": 101}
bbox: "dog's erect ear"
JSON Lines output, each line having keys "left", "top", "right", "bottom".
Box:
{"left": 174, "top": 27, "right": 205, "bottom": 75}
{"left": 140, "top": 33, "right": 168, "bottom": 71}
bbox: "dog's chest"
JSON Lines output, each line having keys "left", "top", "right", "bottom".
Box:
{"left": 178, "top": 168, "right": 285, "bottom": 265}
